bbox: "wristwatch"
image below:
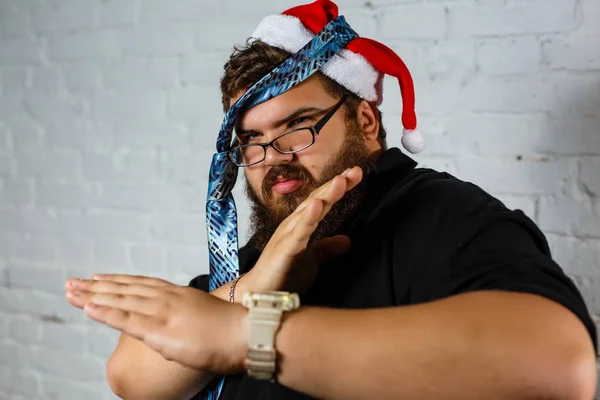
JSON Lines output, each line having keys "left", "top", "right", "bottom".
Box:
{"left": 242, "top": 291, "right": 300, "bottom": 380}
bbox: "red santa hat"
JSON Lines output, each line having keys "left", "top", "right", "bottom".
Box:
{"left": 251, "top": 0, "right": 425, "bottom": 154}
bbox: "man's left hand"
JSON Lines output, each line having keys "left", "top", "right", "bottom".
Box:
{"left": 64, "top": 274, "right": 248, "bottom": 374}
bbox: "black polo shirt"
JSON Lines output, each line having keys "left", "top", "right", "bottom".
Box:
{"left": 189, "top": 147, "right": 597, "bottom": 400}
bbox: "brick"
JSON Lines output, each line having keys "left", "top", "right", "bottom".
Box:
{"left": 577, "top": 0, "right": 600, "bottom": 36}
{"left": 0, "top": 208, "right": 84, "bottom": 236}
{"left": 152, "top": 214, "right": 206, "bottom": 245}
{"left": 416, "top": 113, "right": 548, "bottom": 157}
{"left": 35, "top": 183, "right": 91, "bottom": 209}
{"left": 542, "top": 36, "right": 600, "bottom": 71}
{"left": 180, "top": 53, "right": 229, "bottom": 86}
{"left": 141, "top": 0, "right": 208, "bottom": 21}
{"left": 57, "top": 238, "right": 93, "bottom": 265}
{"left": 31, "top": 66, "right": 61, "bottom": 95}
{"left": 129, "top": 244, "right": 165, "bottom": 272}
{"left": 478, "top": 38, "right": 542, "bottom": 75}
{"left": 41, "top": 322, "right": 86, "bottom": 351}
{"left": 119, "top": 23, "right": 196, "bottom": 57}
{"left": 166, "top": 245, "right": 208, "bottom": 277}
{"left": 0, "top": 124, "right": 8, "bottom": 150}
{"left": 23, "top": 92, "right": 89, "bottom": 123}
{"left": 539, "top": 196, "right": 600, "bottom": 237}
{"left": 41, "top": 376, "right": 105, "bottom": 400}
{"left": 466, "top": 77, "right": 554, "bottom": 113}
{"left": 423, "top": 42, "right": 476, "bottom": 82}
{"left": 0, "top": 154, "right": 14, "bottom": 177}
{"left": 496, "top": 195, "right": 536, "bottom": 219}
{"left": 93, "top": 90, "right": 167, "bottom": 121}
{"left": 114, "top": 120, "right": 189, "bottom": 150}
{"left": 100, "top": 0, "right": 136, "bottom": 27}
{"left": 82, "top": 152, "right": 158, "bottom": 182}
{"left": 195, "top": 18, "right": 256, "bottom": 51}
{"left": 8, "top": 115, "right": 43, "bottom": 150}
{"left": 165, "top": 150, "right": 214, "bottom": 183}
{"left": 455, "top": 157, "right": 570, "bottom": 195}
{"left": 87, "top": 324, "right": 120, "bottom": 358}
{"left": 340, "top": 7, "right": 378, "bottom": 38}
{"left": 15, "top": 149, "right": 81, "bottom": 181}
{"left": 380, "top": 4, "right": 447, "bottom": 40}
{"left": 7, "top": 316, "right": 41, "bottom": 344}
{"left": 546, "top": 235, "right": 600, "bottom": 277}
{"left": 406, "top": 80, "right": 467, "bottom": 115}
{"left": 47, "top": 31, "right": 118, "bottom": 61}
{"left": 0, "top": 37, "right": 42, "bottom": 66}
{"left": 448, "top": 0, "right": 578, "bottom": 37}
{"left": 0, "top": 287, "right": 83, "bottom": 321}
{"left": 45, "top": 120, "right": 113, "bottom": 152}
{"left": 7, "top": 372, "right": 41, "bottom": 399}
{"left": 0, "top": 233, "right": 57, "bottom": 263}
{"left": 83, "top": 211, "right": 152, "bottom": 241}
{"left": 0, "top": 342, "right": 32, "bottom": 369}
{"left": 61, "top": 62, "right": 102, "bottom": 92}
{"left": 0, "top": 66, "right": 30, "bottom": 96}
{"left": 35, "top": 348, "right": 105, "bottom": 380}
{"left": 175, "top": 184, "right": 206, "bottom": 213}
{"left": 0, "top": 4, "right": 29, "bottom": 37}
{"left": 8, "top": 263, "right": 66, "bottom": 294}
{"left": 580, "top": 160, "right": 600, "bottom": 197}
{"left": 93, "top": 183, "right": 178, "bottom": 212}
{"left": 0, "top": 180, "right": 33, "bottom": 206}
{"left": 531, "top": 115, "right": 600, "bottom": 155}
{"left": 168, "top": 86, "right": 223, "bottom": 120}
{"left": 100, "top": 58, "right": 179, "bottom": 89}
{"left": 32, "top": 0, "right": 94, "bottom": 32}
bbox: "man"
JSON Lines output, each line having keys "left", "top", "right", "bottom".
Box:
{"left": 65, "top": 1, "right": 597, "bottom": 399}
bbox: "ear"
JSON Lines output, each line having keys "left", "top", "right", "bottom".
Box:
{"left": 355, "top": 100, "right": 379, "bottom": 142}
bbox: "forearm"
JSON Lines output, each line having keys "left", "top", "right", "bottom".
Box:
{"left": 107, "top": 333, "right": 215, "bottom": 400}
{"left": 275, "top": 291, "right": 596, "bottom": 400}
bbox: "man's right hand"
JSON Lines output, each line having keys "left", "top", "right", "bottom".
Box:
{"left": 240, "top": 166, "right": 364, "bottom": 295}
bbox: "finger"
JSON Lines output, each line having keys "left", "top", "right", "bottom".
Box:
{"left": 83, "top": 303, "right": 160, "bottom": 341}
{"left": 296, "top": 166, "right": 363, "bottom": 215}
{"left": 65, "top": 279, "right": 160, "bottom": 298}
{"left": 65, "top": 290, "right": 87, "bottom": 309}
{"left": 309, "top": 235, "right": 352, "bottom": 265}
{"left": 87, "top": 292, "right": 160, "bottom": 316}
{"left": 87, "top": 274, "right": 173, "bottom": 287}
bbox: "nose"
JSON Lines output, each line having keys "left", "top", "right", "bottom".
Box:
{"left": 264, "top": 145, "right": 293, "bottom": 167}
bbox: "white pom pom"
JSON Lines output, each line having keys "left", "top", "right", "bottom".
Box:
{"left": 401, "top": 128, "right": 425, "bottom": 154}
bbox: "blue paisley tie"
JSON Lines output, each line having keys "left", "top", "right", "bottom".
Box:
{"left": 203, "top": 16, "right": 358, "bottom": 400}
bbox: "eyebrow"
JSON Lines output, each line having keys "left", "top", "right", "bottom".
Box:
{"left": 236, "top": 106, "right": 325, "bottom": 136}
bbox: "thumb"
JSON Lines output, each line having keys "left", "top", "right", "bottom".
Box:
{"left": 310, "top": 235, "right": 352, "bottom": 265}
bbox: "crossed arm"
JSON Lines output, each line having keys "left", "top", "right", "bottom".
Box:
{"left": 275, "top": 291, "right": 596, "bottom": 400}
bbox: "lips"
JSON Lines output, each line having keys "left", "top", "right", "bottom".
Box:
{"left": 272, "top": 178, "right": 304, "bottom": 195}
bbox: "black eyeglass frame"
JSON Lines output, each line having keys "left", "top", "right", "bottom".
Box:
{"left": 227, "top": 95, "right": 349, "bottom": 167}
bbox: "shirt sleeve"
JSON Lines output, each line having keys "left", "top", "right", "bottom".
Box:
{"left": 413, "top": 179, "right": 598, "bottom": 353}
{"left": 189, "top": 274, "right": 210, "bottom": 292}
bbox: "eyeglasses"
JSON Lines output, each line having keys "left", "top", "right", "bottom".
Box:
{"left": 227, "top": 95, "right": 348, "bottom": 167}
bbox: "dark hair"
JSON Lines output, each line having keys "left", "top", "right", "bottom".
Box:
{"left": 220, "top": 40, "right": 387, "bottom": 146}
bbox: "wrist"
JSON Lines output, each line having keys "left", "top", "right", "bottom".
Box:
{"left": 229, "top": 303, "right": 250, "bottom": 372}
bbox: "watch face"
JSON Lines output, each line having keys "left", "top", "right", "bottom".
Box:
{"left": 242, "top": 291, "right": 300, "bottom": 310}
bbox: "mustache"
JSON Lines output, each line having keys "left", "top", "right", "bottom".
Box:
{"left": 261, "top": 164, "right": 315, "bottom": 199}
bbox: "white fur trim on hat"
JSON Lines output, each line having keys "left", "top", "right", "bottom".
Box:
{"left": 251, "top": 14, "right": 383, "bottom": 104}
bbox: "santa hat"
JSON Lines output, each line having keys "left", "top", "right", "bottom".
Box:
{"left": 251, "top": 0, "right": 425, "bottom": 154}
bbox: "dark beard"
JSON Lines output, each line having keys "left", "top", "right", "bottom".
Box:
{"left": 244, "top": 122, "right": 376, "bottom": 250}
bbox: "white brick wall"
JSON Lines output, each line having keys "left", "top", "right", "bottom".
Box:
{"left": 0, "top": 0, "right": 598, "bottom": 398}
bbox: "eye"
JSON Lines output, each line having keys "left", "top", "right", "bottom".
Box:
{"left": 240, "top": 132, "right": 261, "bottom": 143}
{"left": 289, "top": 116, "right": 312, "bottom": 127}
